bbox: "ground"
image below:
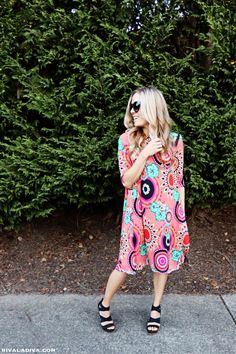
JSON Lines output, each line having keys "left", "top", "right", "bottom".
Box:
{"left": 0, "top": 204, "right": 235, "bottom": 296}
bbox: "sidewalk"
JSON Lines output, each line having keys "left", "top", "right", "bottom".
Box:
{"left": 0, "top": 294, "right": 235, "bottom": 354}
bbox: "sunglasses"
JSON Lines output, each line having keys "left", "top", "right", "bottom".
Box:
{"left": 130, "top": 101, "right": 141, "bottom": 113}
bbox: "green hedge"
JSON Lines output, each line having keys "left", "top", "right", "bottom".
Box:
{"left": 0, "top": 0, "right": 235, "bottom": 230}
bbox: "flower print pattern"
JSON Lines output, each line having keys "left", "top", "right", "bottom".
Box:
{"left": 140, "top": 244, "right": 147, "bottom": 256}
{"left": 173, "top": 190, "right": 180, "bottom": 202}
{"left": 171, "top": 248, "right": 183, "bottom": 262}
{"left": 124, "top": 208, "right": 133, "bottom": 225}
{"left": 150, "top": 201, "right": 169, "bottom": 221}
{"left": 132, "top": 188, "right": 138, "bottom": 199}
{"left": 146, "top": 163, "right": 159, "bottom": 178}
{"left": 118, "top": 136, "right": 124, "bottom": 151}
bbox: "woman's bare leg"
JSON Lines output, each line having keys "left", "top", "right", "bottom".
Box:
{"left": 99, "top": 269, "right": 127, "bottom": 329}
{"left": 102, "top": 269, "right": 127, "bottom": 306}
{"left": 153, "top": 272, "right": 168, "bottom": 305}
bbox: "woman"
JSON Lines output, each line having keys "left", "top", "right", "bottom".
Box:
{"left": 98, "top": 86, "right": 190, "bottom": 334}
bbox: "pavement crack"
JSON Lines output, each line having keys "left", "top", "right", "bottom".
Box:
{"left": 24, "top": 310, "right": 41, "bottom": 340}
{"left": 219, "top": 294, "right": 236, "bottom": 325}
{"left": 25, "top": 310, "right": 32, "bottom": 322}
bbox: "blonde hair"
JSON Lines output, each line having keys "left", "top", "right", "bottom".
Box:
{"left": 124, "top": 86, "right": 174, "bottom": 157}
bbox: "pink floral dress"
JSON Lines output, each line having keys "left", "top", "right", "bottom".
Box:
{"left": 115, "top": 130, "right": 190, "bottom": 275}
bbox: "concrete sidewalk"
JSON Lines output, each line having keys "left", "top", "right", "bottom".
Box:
{"left": 0, "top": 294, "right": 235, "bottom": 354}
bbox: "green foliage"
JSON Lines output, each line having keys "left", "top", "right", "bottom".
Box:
{"left": 0, "top": 0, "right": 235, "bottom": 229}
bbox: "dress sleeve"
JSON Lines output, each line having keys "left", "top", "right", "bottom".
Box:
{"left": 175, "top": 134, "right": 185, "bottom": 189}
{"left": 118, "top": 134, "right": 132, "bottom": 187}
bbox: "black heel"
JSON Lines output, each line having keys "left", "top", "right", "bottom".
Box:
{"left": 146, "top": 304, "right": 161, "bottom": 334}
{"left": 98, "top": 298, "right": 115, "bottom": 332}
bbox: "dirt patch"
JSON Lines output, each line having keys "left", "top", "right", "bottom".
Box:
{"left": 0, "top": 204, "right": 235, "bottom": 296}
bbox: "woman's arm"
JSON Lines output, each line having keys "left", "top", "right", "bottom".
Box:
{"left": 118, "top": 134, "right": 163, "bottom": 189}
{"left": 123, "top": 139, "right": 164, "bottom": 188}
{"left": 122, "top": 152, "right": 147, "bottom": 189}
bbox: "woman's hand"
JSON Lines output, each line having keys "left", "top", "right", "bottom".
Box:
{"left": 141, "top": 138, "right": 163, "bottom": 159}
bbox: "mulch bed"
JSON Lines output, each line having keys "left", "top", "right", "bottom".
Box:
{"left": 0, "top": 204, "right": 235, "bottom": 296}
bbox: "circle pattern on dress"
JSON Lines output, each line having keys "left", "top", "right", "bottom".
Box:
{"left": 153, "top": 249, "right": 169, "bottom": 273}
{"left": 183, "top": 232, "right": 190, "bottom": 246}
{"left": 134, "top": 198, "right": 145, "bottom": 217}
{"left": 166, "top": 211, "right": 172, "bottom": 223}
{"left": 175, "top": 201, "right": 186, "bottom": 222}
{"left": 143, "top": 216, "right": 160, "bottom": 250}
{"left": 132, "top": 231, "right": 138, "bottom": 251}
{"left": 141, "top": 179, "right": 154, "bottom": 199}
{"left": 161, "top": 169, "right": 177, "bottom": 197}
{"left": 168, "top": 172, "right": 175, "bottom": 189}
{"left": 141, "top": 178, "right": 160, "bottom": 207}
{"left": 159, "top": 225, "right": 175, "bottom": 251}
{"left": 128, "top": 224, "right": 142, "bottom": 251}
{"left": 176, "top": 224, "right": 188, "bottom": 248}
{"left": 128, "top": 251, "right": 136, "bottom": 272}
{"left": 163, "top": 234, "right": 171, "bottom": 250}
{"left": 144, "top": 228, "right": 152, "bottom": 243}
{"left": 153, "top": 154, "right": 162, "bottom": 165}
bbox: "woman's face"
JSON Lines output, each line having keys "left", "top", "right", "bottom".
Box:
{"left": 130, "top": 92, "right": 149, "bottom": 130}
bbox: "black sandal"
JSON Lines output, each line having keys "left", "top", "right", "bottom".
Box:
{"left": 98, "top": 298, "right": 115, "bottom": 332}
{"left": 146, "top": 304, "right": 161, "bottom": 334}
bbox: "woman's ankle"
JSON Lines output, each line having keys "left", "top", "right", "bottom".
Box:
{"left": 153, "top": 300, "right": 161, "bottom": 307}
{"left": 102, "top": 297, "right": 111, "bottom": 307}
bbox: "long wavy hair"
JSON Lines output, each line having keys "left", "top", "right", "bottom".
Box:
{"left": 124, "top": 86, "right": 174, "bottom": 158}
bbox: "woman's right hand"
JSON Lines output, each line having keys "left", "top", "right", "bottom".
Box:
{"left": 141, "top": 138, "right": 163, "bottom": 159}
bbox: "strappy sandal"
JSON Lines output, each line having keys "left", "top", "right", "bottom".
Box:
{"left": 146, "top": 304, "right": 161, "bottom": 334}
{"left": 98, "top": 298, "right": 115, "bottom": 332}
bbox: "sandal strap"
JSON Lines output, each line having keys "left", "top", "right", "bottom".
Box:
{"left": 98, "top": 298, "right": 110, "bottom": 311}
{"left": 147, "top": 306, "right": 161, "bottom": 333}
{"left": 151, "top": 304, "right": 161, "bottom": 313}
{"left": 99, "top": 315, "right": 113, "bottom": 323}
{"left": 98, "top": 298, "right": 115, "bottom": 332}
{"left": 102, "top": 323, "right": 115, "bottom": 331}
{"left": 147, "top": 317, "right": 160, "bottom": 324}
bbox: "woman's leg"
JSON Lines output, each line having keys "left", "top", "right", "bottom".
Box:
{"left": 149, "top": 273, "right": 168, "bottom": 331}
{"left": 102, "top": 269, "right": 127, "bottom": 306}
{"left": 153, "top": 272, "right": 168, "bottom": 306}
{"left": 98, "top": 269, "right": 127, "bottom": 329}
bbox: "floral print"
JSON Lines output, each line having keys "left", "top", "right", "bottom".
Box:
{"left": 146, "top": 163, "right": 159, "bottom": 178}
{"left": 115, "top": 130, "right": 190, "bottom": 275}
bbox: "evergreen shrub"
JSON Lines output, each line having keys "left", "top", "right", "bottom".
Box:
{"left": 0, "top": 0, "right": 235, "bottom": 229}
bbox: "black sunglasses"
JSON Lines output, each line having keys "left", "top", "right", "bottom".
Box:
{"left": 130, "top": 101, "right": 141, "bottom": 113}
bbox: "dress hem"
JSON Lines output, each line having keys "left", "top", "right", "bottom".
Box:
{"left": 115, "top": 262, "right": 184, "bottom": 276}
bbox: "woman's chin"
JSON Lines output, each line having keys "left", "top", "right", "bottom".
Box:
{"left": 134, "top": 121, "right": 144, "bottom": 127}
